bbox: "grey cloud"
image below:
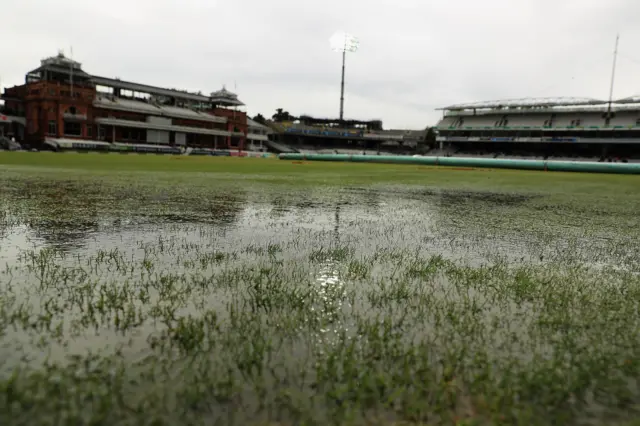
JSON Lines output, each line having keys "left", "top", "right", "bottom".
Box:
{"left": 1, "top": 0, "right": 639, "bottom": 128}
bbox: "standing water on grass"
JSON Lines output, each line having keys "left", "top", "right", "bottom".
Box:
{"left": 1, "top": 172, "right": 640, "bottom": 425}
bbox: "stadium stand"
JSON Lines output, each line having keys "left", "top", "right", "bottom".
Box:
{"left": 268, "top": 115, "right": 426, "bottom": 155}
{"left": 435, "top": 97, "right": 640, "bottom": 161}
{"left": 94, "top": 96, "right": 224, "bottom": 123}
{"left": 264, "top": 139, "right": 298, "bottom": 153}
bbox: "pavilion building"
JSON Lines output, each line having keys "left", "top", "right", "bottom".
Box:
{"left": 1, "top": 52, "right": 249, "bottom": 152}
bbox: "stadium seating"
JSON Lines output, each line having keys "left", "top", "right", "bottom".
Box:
{"left": 550, "top": 114, "right": 589, "bottom": 128}
{"left": 284, "top": 124, "right": 363, "bottom": 138}
{"left": 436, "top": 116, "right": 457, "bottom": 128}
{"left": 575, "top": 113, "right": 604, "bottom": 128}
{"left": 437, "top": 112, "right": 620, "bottom": 130}
{"left": 430, "top": 97, "right": 640, "bottom": 161}
{"left": 95, "top": 96, "right": 161, "bottom": 114}
{"left": 264, "top": 140, "right": 298, "bottom": 153}
{"left": 499, "top": 115, "right": 545, "bottom": 128}
{"left": 609, "top": 111, "right": 640, "bottom": 127}
{"left": 94, "top": 96, "right": 222, "bottom": 122}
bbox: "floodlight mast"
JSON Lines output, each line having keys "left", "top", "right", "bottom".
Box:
{"left": 606, "top": 34, "right": 620, "bottom": 124}
{"left": 331, "top": 32, "right": 358, "bottom": 123}
{"left": 340, "top": 48, "right": 346, "bottom": 122}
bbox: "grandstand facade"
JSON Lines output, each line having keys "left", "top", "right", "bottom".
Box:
{"left": 246, "top": 118, "right": 271, "bottom": 151}
{"left": 435, "top": 97, "right": 640, "bottom": 161}
{"left": 272, "top": 115, "right": 427, "bottom": 155}
{"left": 0, "top": 52, "right": 249, "bottom": 153}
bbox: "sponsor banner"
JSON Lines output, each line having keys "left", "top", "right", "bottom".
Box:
{"left": 72, "top": 143, "right": 110, "bottom": 151}
{"left": 544, "top": 137, "right": 578, "bottom": 142}
{"left": 190, "top": 149, "right": 213, "bottom": 155}
{"left": 285, "top": 128, "right": 364, "bottom": 138}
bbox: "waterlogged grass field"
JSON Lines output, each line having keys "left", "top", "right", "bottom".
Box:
{"left": 1, "top": 152, "right": 640, "bottom": 425}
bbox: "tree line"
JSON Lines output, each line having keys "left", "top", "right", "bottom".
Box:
{"left": 251, "top": 108, "right": 295, "bottom": 125}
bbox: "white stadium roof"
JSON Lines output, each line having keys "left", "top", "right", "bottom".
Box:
{"left": 439, "top": 97, "right": 608, "bottom": 111}
{"left": 615, "top": 95, "right": 640, "bottom": 104}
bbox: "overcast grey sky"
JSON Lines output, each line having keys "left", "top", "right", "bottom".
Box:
{"left": 1, "top": 0, "right": 639, "bottom": 128}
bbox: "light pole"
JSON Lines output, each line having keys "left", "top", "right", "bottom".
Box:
{"left": 330, "top": 32, "right": 359, "bottom": 123}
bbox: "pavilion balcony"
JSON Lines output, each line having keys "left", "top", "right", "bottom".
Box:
{"left": 63, "top": 112, "right": 88, "bottom": 121}
{"left": 94, "top": 117, "right": 243, "bottom": 137}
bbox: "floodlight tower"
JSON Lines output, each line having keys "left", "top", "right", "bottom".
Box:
{"left": 330, "top": 32, "right": 359, "bottom": 122}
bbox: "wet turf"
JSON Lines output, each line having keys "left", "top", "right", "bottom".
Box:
{"left": 0, "top": 153, "right": 640, "bottom": 425}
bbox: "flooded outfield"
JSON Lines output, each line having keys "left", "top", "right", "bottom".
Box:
{"left": 1, "top": 165, "right": 640, "bottom": 425}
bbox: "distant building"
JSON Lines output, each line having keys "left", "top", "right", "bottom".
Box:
{"left": 1, "top": 52, "right": 248, "bottom": 151}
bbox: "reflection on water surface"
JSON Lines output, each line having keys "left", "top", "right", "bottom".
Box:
{"left": 1, "top": 176, "right": 640, "bottom": 425}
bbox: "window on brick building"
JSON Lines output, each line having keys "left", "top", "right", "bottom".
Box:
{"left": 63, "top": 121, "right": 82, "bottom": 136}
{"left": 48, "top": 121, "right": 57, "bottom": 136}
{"left": 86, "top": 125, "right": 92, "bottom": 138}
